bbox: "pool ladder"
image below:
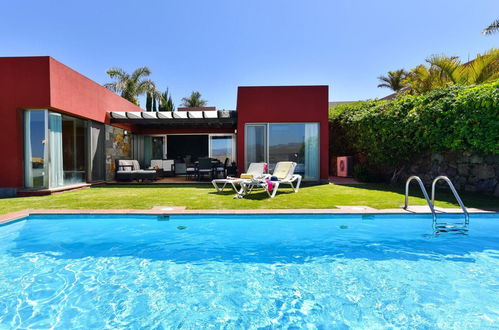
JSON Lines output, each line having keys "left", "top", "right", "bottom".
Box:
{"left": 404, "top": 176, "right": 469, "bottom": 233}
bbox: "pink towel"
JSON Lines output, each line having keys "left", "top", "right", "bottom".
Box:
{"left": 263, "top": 163, "right": 269, "bottom": 173}
{"left": 265, "top": 179, "right": 274, "bottom": 192}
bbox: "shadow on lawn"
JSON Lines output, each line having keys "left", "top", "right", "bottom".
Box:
{"left": 92, "top": 184, "right": 211, "bottom": 189}
{"left": 341, "top": 183, "right": 499, "bottom": 209}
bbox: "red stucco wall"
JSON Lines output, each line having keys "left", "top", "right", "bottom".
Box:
{"left": 49, "top": 58, "right": 142, "bottom": 123}
{"left": 0, "top": 56, "right": 142, "bottom": 189}
{"left": 236, "top": 85, "right": 329, "bottom": 180}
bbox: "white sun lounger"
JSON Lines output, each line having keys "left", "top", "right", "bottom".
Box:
{"left": 239, "top": 161, "right": 302, "bottom": 198}
{"left": 212, "top": 162, "right": 267, "bottom": 193}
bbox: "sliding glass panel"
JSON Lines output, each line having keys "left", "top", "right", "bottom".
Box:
{"left": 166, "top": 135, "right": 209, "bottom": 162}
{"left": 89, "top": 122, "right": 105, "bottom": 182}
{"left": 268, "top": 123, "right": 304, "bottom": 173}
{"left": 24, "top": 110, "right": 47, "bottom": 188}
{"left": 49, "top": 113, "right": 64, "bottom": 187}
{"left": 245, "top": 125, "right": 267, "bottom": 170}
{"left": 62, "top": 115, "right": 87, "bottom": 185}
{"left": 210, "top": 135, "right": 234, "bottom": 163}
{"left": 268, "top": 123, "right": 319, "bottom": 180}
{"left": 151, "top": 136, "right": 164, "bottom": 159}
{"left": 143, "top": 136, "right": 152, "bottom": 166}
{"left": 304, "top": 123, "right": 320, "bottom": 180}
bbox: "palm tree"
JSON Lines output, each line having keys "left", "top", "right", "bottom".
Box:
{"left": 427, "top": 49, "right": 499, "bottom": 85}
{"left": 482, "top": 19, "right": 499, "bottom": 35}
{"left": 403, "top": 65, "right": 447, "bottom": 94}
{"left": 377, "top": 69, "right": 407, "bottom": 92}
{"left": 104, "top": 67, "right": 156, "bottom": 105}
{"left": 181, "top": 91, "right": 207, "bottom": 107}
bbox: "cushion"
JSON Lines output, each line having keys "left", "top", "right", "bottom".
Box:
{"left": 273, "top": 162, "right": 294, "bottom": 179}
{"left": 240, "top": 173, "right": 254, "bottom": 179}
{"left": 131, "top": 160, "right": 141, "bottom": 171}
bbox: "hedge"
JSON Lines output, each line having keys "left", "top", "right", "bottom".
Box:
{"left": 329, "top": 81, "right": 499, "bottom": 170}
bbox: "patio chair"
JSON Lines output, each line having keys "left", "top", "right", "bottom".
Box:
{"left": 197, "top": 157, "right": 214, "bottom": 180}
{"left": 211, "top": 162, "right": 267, "bottom": 193}
{"left": 239, "top": 161, "right": 302, "bottom": 198}
{"left": 214, "top": 158, "right": 229, "bottom": 179}
{"left": 186, "top": 163, "right": 198, "bottom": 180}
{"left": 174, "top": 159, "right": 186, "bottom": 176}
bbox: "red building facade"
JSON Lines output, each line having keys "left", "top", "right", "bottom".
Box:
{"left": 0, "top": 57, "right": 329, "bottom": 196}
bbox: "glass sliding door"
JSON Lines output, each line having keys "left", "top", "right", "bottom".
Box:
{"left": 245, "top": 124, "right": 267, "bottom": 170}
{"left": 245, "top": 123, "right": 320, "bottom": 180}
{"left": 24, "top": 110, "right": 90, "bottom": 189}
{"left": 268, "top": 123, "right": 319, "bottom": 180}
{"left": 304, "top": 123, "right": 319, "bottom": 180}
{"left": 166, "top": 135, "right": 209, "bottom": 162}
{"left": 268, "top": 123, "right": 304, "bottom": 172}
{"left": 151, "top": 136, "right": 165, "bottom": 159}
{"left": 62, "top": 115, "right": 87, "bottom": 185}
{"left": 49, "top": 113, "right": 64, "bottom": 187}
{"left": 24, "top": 110, "right": 48, "bottom": 188}
{"left": 209, "top": 135, "right": 234, "bottom": 163}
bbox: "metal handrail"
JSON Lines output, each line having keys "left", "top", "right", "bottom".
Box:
{"left": 404, "top": 176, "right": 436, "bottom": 221}
{"left": 431, "top": 176, "right": 469, "bottom": 224}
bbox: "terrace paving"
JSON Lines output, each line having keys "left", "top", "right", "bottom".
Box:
{"left": 1, "top": 205, "right": 495, "bottom": 226}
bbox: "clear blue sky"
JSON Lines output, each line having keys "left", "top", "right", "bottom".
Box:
{"left": 1, "top": 1, "right": 497, "bottom": 109}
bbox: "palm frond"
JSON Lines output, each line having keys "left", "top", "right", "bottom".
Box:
{"left": 482, "top": 19, "right": 499, "bottom": 35}
{"left": 377, "top": 69, "right": 407, "bottom": 91}
{"left": 459, "top": 48, "right": 499, "bottom": 84}
{"left": 426, "top": 55, "right": 460, "bottom": 84}
{"left": 181, "top": 91, "right": 207, "bottom": 107}
{"left": 105, "top": 67, "right": 128, "bottom": 80}
{"left": 103, "top": 82, "right": 119, "bottom": 92}
{"left": 130, "top": 67, "right": 152, "bottom": 82}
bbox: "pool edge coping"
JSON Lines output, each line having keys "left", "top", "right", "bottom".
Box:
{"left": 1, "top": 206, "right": 497, "bottom": 226}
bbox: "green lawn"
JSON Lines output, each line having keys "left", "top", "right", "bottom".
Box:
{"left": 1, "top": 183, "right": 498, "bottom": 215}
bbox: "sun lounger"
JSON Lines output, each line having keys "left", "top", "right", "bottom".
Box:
{"left": 238, "top": 161, "right": 302, "bottom": 198}
{"left": 212, "top": 162, "right": 267, "bottom": 192}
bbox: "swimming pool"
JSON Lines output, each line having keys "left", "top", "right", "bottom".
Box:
{"left": 0, "top": 213, "right": 498, "bottom": 328}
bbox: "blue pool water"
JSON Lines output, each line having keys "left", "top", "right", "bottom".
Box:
{"left": 0, "top": 213, "right": 498, "bottom": 328}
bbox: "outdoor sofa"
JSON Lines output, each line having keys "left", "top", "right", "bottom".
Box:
{"left": 116, "top": 160, "right": 158, "bottom": 182}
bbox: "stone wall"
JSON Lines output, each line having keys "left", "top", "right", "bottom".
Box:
{"left": 398, "top": 152, "right": 499, "bottom": 196}
{"left": 105, "top": 125, "right": 132, "bottom": 180}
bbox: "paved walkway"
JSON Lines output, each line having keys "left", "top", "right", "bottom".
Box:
{"left": 1, "top": 205, "right": 495, "bottom": 225}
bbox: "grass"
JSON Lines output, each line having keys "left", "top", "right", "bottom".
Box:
{"left": 0, "top": 183, "right": 498, "bottom": 215}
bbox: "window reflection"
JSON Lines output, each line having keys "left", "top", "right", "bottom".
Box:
{"left": 210, "top": 136, "right": 233, "bottom": 163}
{"left": 245, "top": 123, "right": 319, "bottom": 180}
{"left": 24, "top": 110, "right": 47, "bottom": 188}
{"left": 62, "top": 115, "right": 87, "bottom": 185}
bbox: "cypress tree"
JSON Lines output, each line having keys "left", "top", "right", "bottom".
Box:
{"left": 146, "top": 92, "right": 152, "bottom": 112}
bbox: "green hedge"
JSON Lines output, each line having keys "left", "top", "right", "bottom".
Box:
{"left": 330, "top": 81, "right": 499, "bottom": 169}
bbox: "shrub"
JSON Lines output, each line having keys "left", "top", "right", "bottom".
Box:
{"left": 329, "top": 81, "right": 499, "bottom": 174}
